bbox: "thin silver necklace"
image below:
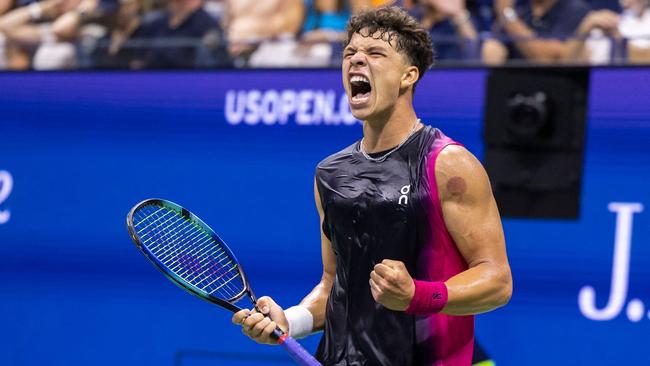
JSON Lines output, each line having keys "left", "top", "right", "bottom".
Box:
{"left": 359, "top": 119, "right": 421, "bottom": 163}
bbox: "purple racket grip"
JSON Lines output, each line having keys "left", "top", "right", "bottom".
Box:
{"left": 278, "top": 333, "right": 322, "bottom": 366}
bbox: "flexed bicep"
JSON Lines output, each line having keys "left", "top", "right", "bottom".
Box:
{"left": 435, "top": 145, "right": 512, "bottom": 315}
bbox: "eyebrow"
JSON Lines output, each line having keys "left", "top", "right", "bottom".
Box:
{"left": 343, "top": 45, "right": 389, "bottom": 53}
{"left": 366, "top": 46, "right": 388, "bottom": 53}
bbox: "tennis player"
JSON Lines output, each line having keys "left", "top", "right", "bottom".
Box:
{"left": 232, "top": 6, "right": 512, "bottom": 366}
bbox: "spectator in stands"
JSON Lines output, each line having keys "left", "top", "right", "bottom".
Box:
{"left": 235, "top": 0, "right": 373, "bottom": 67}
{"left": 82, "top": 0, "right": 142, "bottom": 68}
{"left": 287, "top": 0, "right": 372, "bottom": 67}
{"left": 566, "top": 0, "right": 650, "bottom": 63}
{"left": 0, "top": 0, "right": 11, "bottom": 15}
{"left": 482, "top": 0, "right": 592, "bottom": 64}
{"left": 0, "top": 0, "right": 17, "bottom": 68}
{"left": 0, "top": 0, "right": 11, "bottom": 67}
{"left": 301, "top": 0, "right": 372, "bottom": 43}
{"left": 620, "top": 0, "right": 650, "bottom": 62}
{"left": 225, "top": 0, "right": 304, "bottom": 65}
{"left": 301, "top": 0, "right": 350, "bottom": 43}
{"left": 399, "top": 0, "right": 479, "bottom": 62}
{"left": 132, "top": 0, "right": 229, "bottom": 68}
{"left": 0, "top": 0, "right": 93, "bottom": 69}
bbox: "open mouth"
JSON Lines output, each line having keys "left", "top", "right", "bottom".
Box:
{"left": 350, "top": 75, "right": 372, "bottom": 103}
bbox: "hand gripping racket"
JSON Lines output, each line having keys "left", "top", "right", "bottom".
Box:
{"left": 126, "top": 198, "right": 321, "bottom": 366}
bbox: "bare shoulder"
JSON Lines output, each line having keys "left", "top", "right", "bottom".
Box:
{"left": 436, "top": 145, "right": 482, "bottom": 175}
{"left": 434, "top": 145, "right": 492, "bottom": 203}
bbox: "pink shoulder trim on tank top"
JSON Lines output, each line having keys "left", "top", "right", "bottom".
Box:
{"left": 415, "top": 130, "right": 474, "bottom": 366}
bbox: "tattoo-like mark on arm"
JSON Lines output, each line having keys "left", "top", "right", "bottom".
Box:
{"left": 446, "top": 176, "right": 467, "bottom": 197}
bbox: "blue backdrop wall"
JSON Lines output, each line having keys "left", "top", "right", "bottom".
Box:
{"left": 0, "top": 68, "right": 649, "bottom": 366}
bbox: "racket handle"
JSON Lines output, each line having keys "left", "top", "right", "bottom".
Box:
{"left": 272, "top": 328, "right": 322, "bottom": 366}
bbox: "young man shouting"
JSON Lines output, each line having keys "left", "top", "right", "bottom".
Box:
{"left": 233, "top": 6, "right": 512, "bottom": 366}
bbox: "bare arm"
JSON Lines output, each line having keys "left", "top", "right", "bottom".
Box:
{"left": 227, "top": 0, "right": 304, "bottom": 56}
{"left": 492, "top": 0, "right": 569, "bottom": 62}
{"left": 0, "top": 0, "right": 12, "bottom": 16}
{"left": 428, "top": 0, "right": 477, "bottom": 40}
{"left": 52, "top": 0, "right": 98, "bottom": 41}
{"left": 0, "top": 0, "right": 62, "bottom": 32}
{"left": 51, "top": 10, "right": 82, "bottom": 41}
{"left": 500, "top": 18, "right": 568, "bottom": 62}
{"left": 297, "top": 179, "right": 336, "bottom": 331}
{"left": 0, "top": 0, "right": 90, "bottom": 46}
{"left": 0, "top": 4, "right": 37, "bottom": 31}
{"left": 452, "top": 12, "right": 477, "bottom": 41}
{"left": 436, "top": 145, "right": 512, "bottom": 315}
{"left": 229, "top": 0, "right": 304, "bottom": 40}
{"left": 2, "top": 11, "right": 79, "bottom": 47}
{"left": 271, "top": 0, "right": 304, "bottom": 37}
{"left": 369, "top": 146, "right": 511, "bottom": 315}
{"left": 563, "top": 10, "right": 620, "bottom": 63}
{"left": 232, "top": 178, "right": 334, "bottom": 343}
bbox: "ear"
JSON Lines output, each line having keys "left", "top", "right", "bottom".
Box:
{"left": 400, "top": 65, "right": 419, "bottom": 91}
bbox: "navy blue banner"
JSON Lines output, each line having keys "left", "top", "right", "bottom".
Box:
{"left": 0, "top": 68, "right": 649, "bottom": 365}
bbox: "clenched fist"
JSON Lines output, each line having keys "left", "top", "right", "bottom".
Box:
{"left": 369, "top": 259, "right": 415, "bottom": 311}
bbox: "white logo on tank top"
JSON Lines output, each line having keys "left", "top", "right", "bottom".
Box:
{"left": 399, "top": 185, "right": 411, "bottom": 205}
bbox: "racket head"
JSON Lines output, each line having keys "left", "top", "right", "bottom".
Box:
{"left": 126, "top": 198, "right": 253, "bottom": 312}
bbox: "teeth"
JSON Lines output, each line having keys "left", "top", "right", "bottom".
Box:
{"left": 350, "top": 75, "right": 369, "bottom": 83}
{"left": 352, "top": 94, "right": 368, "bottom": 101}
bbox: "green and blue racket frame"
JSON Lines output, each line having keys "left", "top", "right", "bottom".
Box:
{"left": 126, "top": 198, "right": 321, "bottom": 366}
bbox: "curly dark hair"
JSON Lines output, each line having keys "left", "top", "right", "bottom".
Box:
{"left": 344, "top": 6, "right": 435, "bottom": 85}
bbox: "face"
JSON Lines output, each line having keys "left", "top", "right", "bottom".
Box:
{"left": 342, "top": 30, "right": 418, "bottom": 121}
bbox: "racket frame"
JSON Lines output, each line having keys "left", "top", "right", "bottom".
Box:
{"left": 126, "top": 198, "right": 259, "bottom": 313}
{"left": 126, "top": 198, "right": 322, "bottom": 366}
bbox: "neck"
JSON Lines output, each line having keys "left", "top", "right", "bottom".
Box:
{"left": 361, "top": 98, "right": 419, "bottom": 153}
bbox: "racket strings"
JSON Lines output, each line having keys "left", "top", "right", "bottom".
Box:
{"left": 135, "top": 207, "right": 240, "bottom": 297}
{"left": 143, "top": 213, "right": 216, "bottom": 273}
{"left": 166, "top": 221, "right": 236, "bottom": 288}
{"left": 133, "top": 204, "right": 245, "bottom": 300}
{"left": 136, "top": 208, "right": 242, "bottom": 299}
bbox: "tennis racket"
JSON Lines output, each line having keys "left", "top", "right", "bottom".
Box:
{"left": 126, "top": 198, "right": 321, "bottom": 366}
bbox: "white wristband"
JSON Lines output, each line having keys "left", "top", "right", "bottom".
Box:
{"left": 284, "top": 305, "right": 313, "bottom": 339}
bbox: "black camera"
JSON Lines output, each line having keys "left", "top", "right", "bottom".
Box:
{"left": 483, "top": 68, "right": 589, "bottom": 219}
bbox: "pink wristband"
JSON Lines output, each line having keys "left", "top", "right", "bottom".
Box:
{"left": 405, "top": 280, "right": 448, "bottom": 315}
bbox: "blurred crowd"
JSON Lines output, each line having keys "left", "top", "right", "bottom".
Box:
{"left": 0, "top": 0, "right": 648, "bottom": 70}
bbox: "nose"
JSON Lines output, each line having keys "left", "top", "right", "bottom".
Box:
{"left": 349, "top": 51, "right": 367, "bottom": 67}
